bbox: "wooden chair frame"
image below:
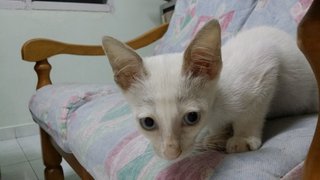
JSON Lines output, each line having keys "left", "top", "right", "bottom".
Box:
{"left": 21, "top": 23, "right": 168, "bottom": 180}
{"left": 21, "top": 1, "right": 319, "bottom": 179}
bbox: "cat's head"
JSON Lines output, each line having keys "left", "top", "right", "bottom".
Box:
{"left": 102, "top": 19, "right": 222, "bottom": 160}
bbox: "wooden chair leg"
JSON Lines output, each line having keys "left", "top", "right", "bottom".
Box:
{"left": 40, "top": 128, "right": 64, "bottom": 180}
{"left": 81, "top": 170, "right": 94, "bottom": 180}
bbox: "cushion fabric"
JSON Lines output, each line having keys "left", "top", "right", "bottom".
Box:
{"left": 154, "top": 0, "right": 312, "bottom": 55}
{"left": 29, "top": 83, "right": 119, "bottom": 152}
{"left": 29, "top": 84, "right": 317, "bottom": 179}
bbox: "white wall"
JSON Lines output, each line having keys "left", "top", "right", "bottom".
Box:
{"left": 0, "top": 0, "right": 163, "bottom": 128}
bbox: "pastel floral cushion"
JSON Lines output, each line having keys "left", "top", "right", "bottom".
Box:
{"left": 29, "top": 83, "right": 119, "bottom": 152}
{"left": 29, "top": 0, "right": 316, "bottom": 179}
{"left": 30, "top": 83, "right": 316, "bottom": 179}
{"left": 72, "top": 110, "right": 316, "bottom": 180}
{"left": 154, "top": 0, "right": 312, "bottom": 55}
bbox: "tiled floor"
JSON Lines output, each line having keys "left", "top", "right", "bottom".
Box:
{"left": 0, "top": 135, "right": 80, "bottom": 180}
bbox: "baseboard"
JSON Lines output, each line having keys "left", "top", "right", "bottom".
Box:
{"left": 0, "top": 123, "right": 39, "bottom": 141}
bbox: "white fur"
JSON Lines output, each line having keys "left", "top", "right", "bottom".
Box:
{"left": 124, "top": 54, "right": 218, "bottom": 159}
{"left": 210, "top": 27, "right": 317, "bottom": 152}
{"left": 108, "top": 26, "right": 318, "bottom": 159}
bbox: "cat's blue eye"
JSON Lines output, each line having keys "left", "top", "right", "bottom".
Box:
{"left": 183, "top": 112, "right": 200, "bottom": 126}
{"left": 140, "top": 117, "right": 157, "bottom": 130}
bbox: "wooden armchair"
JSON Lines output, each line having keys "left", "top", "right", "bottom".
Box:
{"left": 21, "top": 0, "right": 319, "bottom": 179}
{"left": 21, "top": 23, "right": 168, "bottom": 180}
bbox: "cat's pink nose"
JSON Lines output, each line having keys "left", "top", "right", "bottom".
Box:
{"left": 163, "top": 143, "right": 182, "bottom": 160}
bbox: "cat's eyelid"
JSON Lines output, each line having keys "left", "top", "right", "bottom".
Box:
{"left": 184, "top": 107, "right": 201, "bottom": 114}
{"left": 137, "top": 113, "right": 154, "bottom": 120}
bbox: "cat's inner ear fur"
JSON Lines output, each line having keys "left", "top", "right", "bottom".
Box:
{"left": 102, "top": 36, "right": 147, "bottom": 91}
{"left": 183, "top": 19, "right": 222, "bottom": 80}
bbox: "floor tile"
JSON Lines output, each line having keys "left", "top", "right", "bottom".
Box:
{"left": 17, "top": 135, "right": 42, "bottom": 161}
{"left": 30, "top": 159, "right": 80, "bottom": 180}
{"left": 0, "top": 139, "right": 27, "bottom": 166}
{"left": 65, "top": 173, "right": 81, "bottom": 180}
{"left": 1, "top": 161, "right": 37, "bottom": 180}
{"left": 61, "top": 160, "right": 81, "bottom": 180}
{"left": 29, "top": 159, "right": 44, "bottom": 180}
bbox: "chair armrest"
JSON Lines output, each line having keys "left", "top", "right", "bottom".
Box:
{"left": 297, "top": 0, "right": 320, "bottom": 179}
{"left": 21, "top": 23, "right": 168, "bottom": 89}
{"left": 21, "top": 23, "right": 169, "bottom": 62}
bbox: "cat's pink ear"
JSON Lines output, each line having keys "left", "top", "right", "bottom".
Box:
{"left": 102, "top": 36, "right": 146, "bottom": 91}
{"left": 183, "top": 19, "right": 222, "bottom": 80}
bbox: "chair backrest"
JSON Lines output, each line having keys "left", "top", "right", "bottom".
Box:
{"left": 154, "top": 0, "right": 311, "bottom": 55}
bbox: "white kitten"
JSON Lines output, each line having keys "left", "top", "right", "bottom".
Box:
{"left": 102, "top": 19, "right": 318, "bottom": 160}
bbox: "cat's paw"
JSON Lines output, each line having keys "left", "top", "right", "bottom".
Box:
{"left": 226, "top": 136, "right": 261, "bottom": 153}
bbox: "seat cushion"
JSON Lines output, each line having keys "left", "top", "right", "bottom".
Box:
{"left": 29, "top": 83, "right": 317, "bottom": 179}
{"left": 211, "top": 115, "right": 316, "bottom": 180}
{"left": 29, "top": 83, "right": 119, "bottom": 152}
